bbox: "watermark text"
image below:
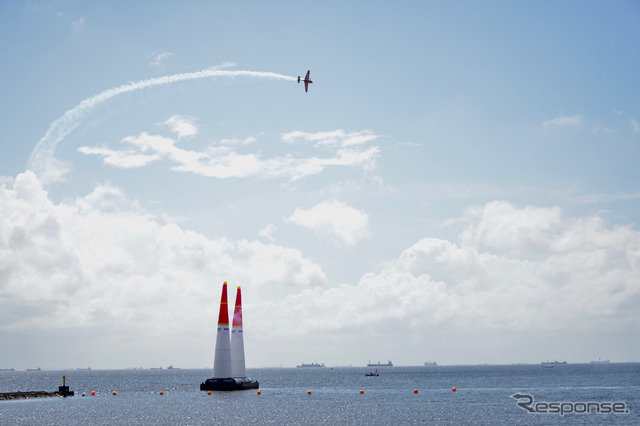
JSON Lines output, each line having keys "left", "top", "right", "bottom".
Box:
{"left": 511, "top": 393, "right": 630, "bottom": 416}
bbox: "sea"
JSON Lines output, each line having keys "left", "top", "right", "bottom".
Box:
{"left": 1, "top": 363, "right": 638, "bottom": 425}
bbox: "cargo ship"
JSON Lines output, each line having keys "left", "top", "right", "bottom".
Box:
{"left": 367, "top": 360, "right": 393, "bottom": 367}
{"left": 297, "top": 362, "right": 325, "bottom": 368}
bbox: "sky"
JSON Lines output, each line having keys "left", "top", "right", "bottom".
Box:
{"left": 1, "top": 1, "right": 639, "bottom": 370}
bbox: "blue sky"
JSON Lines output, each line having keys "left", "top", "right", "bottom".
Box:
{"left": 1, "top": 1, "right": 639, "bottom": 369}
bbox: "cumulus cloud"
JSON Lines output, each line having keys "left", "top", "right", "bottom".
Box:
{"left": 2, "top": 173, "right": 638, "bottom": 366}
{"left": 259, "top": 200, "right": 640, "bottom": 338}
{"left": 159, "top": 115, "right": 198, "bottom": 139}
{"left": 460, "top": 201, "right": 563, "bottom": 255}
{"left": 78, "top": 128, "right": 380, "bottom": 181}
{"left": 287, "top": 200, "right": 370, "bottom": 246}
{"left": 33, "top": 156, "right": 72, "bottom": 185}
{"left": 0, "top": 171, "right": 327, "bottom": 337}
{"left": 541, "top": 114, "right": 583, "bottom": 128}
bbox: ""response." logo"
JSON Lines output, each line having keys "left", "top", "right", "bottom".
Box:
{"left": 511, "top": 393, "right": 630, "bottom": 416}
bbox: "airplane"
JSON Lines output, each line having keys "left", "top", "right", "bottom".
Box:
{"left": 298, "top": 70, "right": 312, "bottom": 92}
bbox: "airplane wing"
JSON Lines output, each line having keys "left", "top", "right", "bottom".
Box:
{"left": 305, "top": 81, "right": 309, "bottom": 92}
{"left": 305, "top": 70, "right": 310, "bottom": 80}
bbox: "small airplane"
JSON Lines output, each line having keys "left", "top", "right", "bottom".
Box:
{"left": 298, "top": 70, "right": 312, "bottom": 92}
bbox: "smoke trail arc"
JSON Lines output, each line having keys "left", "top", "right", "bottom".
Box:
{"left": 27, "top": 68, "right": 296, "bottom": 183}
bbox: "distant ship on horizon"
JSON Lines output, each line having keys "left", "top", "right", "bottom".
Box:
{"left": 297, "top": 362, "right": 325, "bottom": 368}
{"left": 424, "top": 361, "right": 438, "bottom": 366}
{"left": 590, "top": 358, "right": 610, "bottom": 364}
{"left": 368, "top": 360, "right": 393, "bottom": 367}
{"left": 541, "top": 360, "right": 567, "bottom": 365}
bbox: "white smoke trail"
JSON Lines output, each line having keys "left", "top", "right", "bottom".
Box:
{"left": 28, "top": 68, "right": 296, "bottom": 184}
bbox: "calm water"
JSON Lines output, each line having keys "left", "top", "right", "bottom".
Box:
{"left": 1, "top": 364, "right": 638, "bottom": 424}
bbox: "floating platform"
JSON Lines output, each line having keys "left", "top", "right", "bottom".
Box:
{"left": 200, "top": 377, "right": 259, "bottom": 391}
{"left": 201, "top": 283, "right": 260, "bottom": 392}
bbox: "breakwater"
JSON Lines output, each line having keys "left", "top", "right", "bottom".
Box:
{"left": 0, "top": 376, "right": 74, "bottom": 400}
{"left": 0, "top": 390, "right": 69, "bottom": 401}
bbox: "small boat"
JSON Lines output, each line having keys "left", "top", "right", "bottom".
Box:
{"left": 365, "top": 369, "right": 379, "bottom": 376}
{"left": 424, "top": 361, "right": 438, "bottom": 367}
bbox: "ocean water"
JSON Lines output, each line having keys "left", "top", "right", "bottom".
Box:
{"left": 1, "top": 364, "right": 638, "bottom": 424}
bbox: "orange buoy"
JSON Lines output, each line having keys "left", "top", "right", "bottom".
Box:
{"left": 159, "top": 391, "right": 164, "bottom": 396}
{"left": 360, "top": 390, "right": 364, "bottom": 394}
{"left": 91, "top": 391, "right": 96, "bottom": 396}
{"left": 257, "top": 390, "right": 261, "bottom": 395}
{"left": 112, "top": 391, "right": 117, "bottom": 396}
{"left": 307, "top": 390, "right": 312, "bottom": 395}
{"left": 452, "top": 387, "right": 457, "bottom": 392}
{"left": 413, "top": 389, "right": 419, "bottom": 394}
{"left": 207, "top": 391, "right": 212, "bottom": 395}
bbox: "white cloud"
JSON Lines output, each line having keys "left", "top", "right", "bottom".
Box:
{"left": 78, "top": 128, "right": 380, "bottom": 181}
{"left": 71, "top": 17, "right": 85, "bottom": 32}
{"left": 0, "top": 171, "right": 327, "bottom": 337}
{"left": 28, "top": 67, "right": 297, "bottom": 183}
{"left": 259, "top": 201, "right": 640, "bottom": 339}
{"left": 541, "top": 114, "right": 583, "bottom": 128}
{"left": 460, "top": 201, "right": 563, "bottom": 255}
{"left": 219, "top": 136, "right": 257, "bottom": 146}
{"left": 159, "top": 115, "right": 198, "bottom": 139}
{"left": 35, "top": 156, "right": 72, "bottom": 185}
{"left": 259, "top": 223, "right": 277, "bottom": 241}
{"left": 149, "top": 52, "right": 173, "bottom": 68}
{"left": 1, "top": 174, "right": 638, "bottom": 367}
{"left": 608, "top": 108, "right": 640, "bottom": 134}
{"left": 281, "top": 130, "right": 378, "bottom": 148}
{"left": 287, "top": 200, "right": 370, "bottom": 246}
{"left": 78, "top": 143, "right": 162, "bottom": 168}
